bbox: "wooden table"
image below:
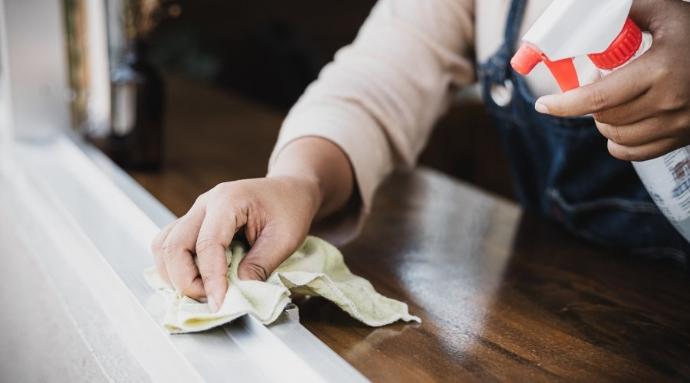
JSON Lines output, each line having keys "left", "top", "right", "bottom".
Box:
{"left": 130, "top": 76, "right": 690, "bottom": 382}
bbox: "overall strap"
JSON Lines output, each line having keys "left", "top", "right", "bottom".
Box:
{"left": 504, "top": 0, "right": 529, "bottom": 54}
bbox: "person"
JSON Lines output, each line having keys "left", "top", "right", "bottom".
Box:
{"left": 151, "top": 0, "right": 690, "bottom": 311}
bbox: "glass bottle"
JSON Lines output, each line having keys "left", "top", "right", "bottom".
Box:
{"left": 107, "top": 38, "right": 164, "bottom": 171}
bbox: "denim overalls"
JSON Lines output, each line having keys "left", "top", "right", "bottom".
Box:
{"left": 477, "top": 0, "right": 690, "bottom": 262}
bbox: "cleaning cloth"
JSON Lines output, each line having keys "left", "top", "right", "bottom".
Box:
{"left": 145, "top": 236, "right": 420, "bottom": 333}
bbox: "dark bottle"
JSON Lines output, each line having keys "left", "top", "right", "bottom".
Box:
{"left": 107, "top": 39, "right": 164, "bottom": 171}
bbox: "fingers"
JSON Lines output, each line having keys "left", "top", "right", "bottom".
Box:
{"left": 535, "top": 57, "right": 654, "bottom": 117}
{"left": 594, "top": 89, "right": 655, "bottom": 126}
{"left": 607, "top": 138, "right": 682, "bottom": 162}
{"left": 596, "top": 108, "right": 690, "bottom": 147}
{"left": 238, "top": 227, "right": 303, "bottom": 282}
{"left": 151, "top": 220, "right": 177, "bottom": 285}
{"left": 595, "top": 85, "right": 689, "bottom": 127}
{"left": 163, "top": 206, "right": 206, "bottom": 300}
{"left": 195, "top": 201, "right": 246, "bottom": 312}
{"left": 597, "top": 108, "right": 690, "bottom": 160}
{"left": 595, "top": 118, "right": 670, "bottom": 148}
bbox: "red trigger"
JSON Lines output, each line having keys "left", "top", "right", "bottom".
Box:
{"left": 543, "top": 57, "right": 579, "bottom": 92}
{"left": 511, "top": 45, "right": 580, "bottom": 92}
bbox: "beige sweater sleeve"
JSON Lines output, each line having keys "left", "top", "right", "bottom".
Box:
{"left": 268, "top": 0, "right": 476, "bottom": 242}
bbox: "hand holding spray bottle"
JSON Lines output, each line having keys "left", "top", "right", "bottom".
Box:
{"left": 510, "top": 0, "right": 690, "bottom": 243}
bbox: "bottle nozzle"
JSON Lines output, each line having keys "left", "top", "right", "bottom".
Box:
{"left": 511, "top": 44, "right": 543, "bottom": 75}
{"left": 511, "top": 44, "right": 580, "bottom": 92}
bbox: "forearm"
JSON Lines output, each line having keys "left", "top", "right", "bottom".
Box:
{"left": 267, "top": 137, "right": 354, "bottom": 220}
{"left": 269, "top": 0, "right": 475, "bottom": 214}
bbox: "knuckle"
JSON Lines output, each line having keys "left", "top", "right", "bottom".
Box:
{"left": 188, "top": 195, "right": 209, "bottom": 213}
{"left": 208, "top": 183, "right": 249, "bottom": 211}
{"left": 598, "top": 122, "right": 634, "bottom": 146}
{"left": 195, "top": 237, "right": 221, "bottom": 254}
{"left": 211, "top": 182, "right": 234, "bottom": 196}
{"left": 161, "top": 240, "right": 180, "bottom": 260}
{"left": 176, "top": 213, "right": 194, "bottom": 228}
{"left": 588, "top": 88, "right": 608, "bottom": 111}
{"left": 243, "top": 262, "right": 270, "bottom": 281}
{"left": 614, "top": 126, "right": 637, "bottom": 146}
{"left": 193, "top": 194, "right": 206, "bottom": 207}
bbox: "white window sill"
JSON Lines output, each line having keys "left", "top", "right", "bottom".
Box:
{"left": 0, "top": 134, "right": 368, "bottom": 383}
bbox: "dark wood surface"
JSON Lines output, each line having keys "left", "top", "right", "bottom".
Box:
{"left": 130, "top": 76, "right": 690, "bottom": 382}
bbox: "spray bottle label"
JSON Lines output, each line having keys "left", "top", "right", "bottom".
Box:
{"left": 634, "top": 149, "right": 690, "bottom": 223}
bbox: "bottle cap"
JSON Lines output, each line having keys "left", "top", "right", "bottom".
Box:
{"left": 588, "top": 18, "right": 643, "bottom": 70}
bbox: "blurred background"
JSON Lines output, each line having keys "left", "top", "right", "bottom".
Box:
{"left": 64, "top": 0, "right": 514, "bottom": 216}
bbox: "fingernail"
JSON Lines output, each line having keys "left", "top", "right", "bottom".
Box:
{"left": 535, "top": 101, "right": 549, "bottom": 114}
{"left": 208, "top": 296, "right": 219, "bottom": 312}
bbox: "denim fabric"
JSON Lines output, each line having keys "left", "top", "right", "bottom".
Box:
{"left": 477, "top": 0, "right": 689, "bottom": 262}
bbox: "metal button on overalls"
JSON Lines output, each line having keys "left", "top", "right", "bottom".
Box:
{"left": 490, "top": 79, "right": 514, "bottom": 107}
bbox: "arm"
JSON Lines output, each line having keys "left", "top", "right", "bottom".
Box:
{"left": 268, "top": 137, "right": 354, "bottom": 221}
{"left": 151, "top": 0, "right": 477, "bottom": 310}
{"left": 271, "top": 0, "right": 476, "bottom": 222}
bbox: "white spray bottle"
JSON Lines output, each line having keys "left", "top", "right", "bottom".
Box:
{"left": 510, "top": 0, "right": 690, "bottom": 243}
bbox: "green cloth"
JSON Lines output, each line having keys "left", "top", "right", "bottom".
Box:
{"left": 145, "top": 236, "right": 420, "bottom": 333}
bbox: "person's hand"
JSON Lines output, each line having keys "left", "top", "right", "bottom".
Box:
{"left": 150, "top": 137, "right": 355, "bottom": 312}
{"left": 150, "top": 175, "right": 321, "bottom": 311}
{"left": 534, "top": 0, "right": 690, "bottom": 161}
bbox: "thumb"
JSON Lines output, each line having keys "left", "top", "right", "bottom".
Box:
{"left": 629, "top": 0, "right": 657, "bottom": 31}
{"left": 238, "top": 230, "right": 303, "bottom": 281}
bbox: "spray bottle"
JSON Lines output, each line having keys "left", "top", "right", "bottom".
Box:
{"left": 510, "top": 0, "right": 690, "bottom": 243}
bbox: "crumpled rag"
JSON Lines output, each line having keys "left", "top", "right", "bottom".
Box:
{"left": 145, "top": 236, "right": 421, "bottom": 333}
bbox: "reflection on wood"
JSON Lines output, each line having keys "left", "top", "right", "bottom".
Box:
{"left": 130, "top": 76, "right": 690, "bottom": 382}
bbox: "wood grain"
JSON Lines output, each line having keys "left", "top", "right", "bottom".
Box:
{"left": 130, "top": 76, "right": 690, "bottom": 382}
{"left": 306, "top": 171, "right": 690, "bottom": 382}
